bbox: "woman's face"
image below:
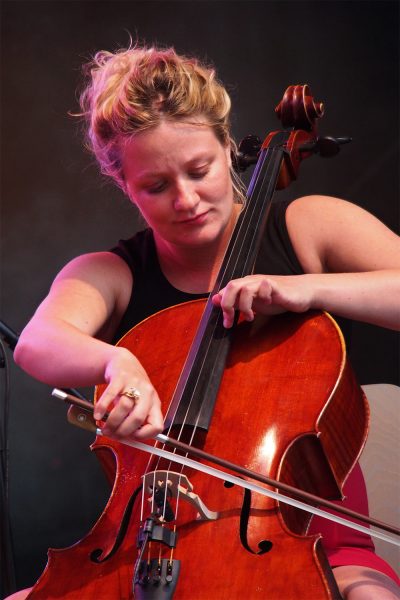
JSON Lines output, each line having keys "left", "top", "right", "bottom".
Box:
{"left": 122, "top": 119, "right": 235, "bottom": 253}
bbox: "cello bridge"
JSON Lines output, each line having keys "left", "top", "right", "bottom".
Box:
{"left": 142, "top": 470, "right": 219, "bottom": 521}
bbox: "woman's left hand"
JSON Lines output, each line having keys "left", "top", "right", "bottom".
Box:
{"left": 212, "top": 274, "right": 313, "bottom": 328}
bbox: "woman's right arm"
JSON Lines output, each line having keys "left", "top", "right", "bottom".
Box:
{"left": 14, "top": 252, "right": 164, "bottom": 440}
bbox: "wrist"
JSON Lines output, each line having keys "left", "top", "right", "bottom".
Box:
{"left": 103, "top": 345, "right": 134, "bottom": 381}
{"left": 304, "top": 274, "right": 325, "bottom": 312}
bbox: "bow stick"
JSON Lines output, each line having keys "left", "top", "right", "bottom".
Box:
{"left": 52, "top": 388, "right": 400, "bottom": 547}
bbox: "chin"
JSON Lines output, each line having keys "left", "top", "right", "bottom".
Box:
{"left": 176, "top": 226, "right": 225, "bottom": 248}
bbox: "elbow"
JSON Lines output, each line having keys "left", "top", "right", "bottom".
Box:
{"left": 14, "top": 330, "right": 56, "bottom": 386}
{"left": 14, "top": 331, "right": 36, "bottom": 372}
{"left": 14, "top": 324, "right": 48, "bottom": 380}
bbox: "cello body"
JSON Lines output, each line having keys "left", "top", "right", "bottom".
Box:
{"left": 27, "top": 301, "right": 368, "bottom": 599}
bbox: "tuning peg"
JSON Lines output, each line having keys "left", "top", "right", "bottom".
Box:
{"left": 234, "top": 135, "right": 262, "bottom": 172}
{"left": 300, "top": 136, "right": 352, "bottom": 157}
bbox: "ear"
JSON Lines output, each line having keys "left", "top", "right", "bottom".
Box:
{"left": 224, "top": 142, "right": 233, "bottom": 169}
{"left": 124, "top": 181, "right": 137, "bottom": 206}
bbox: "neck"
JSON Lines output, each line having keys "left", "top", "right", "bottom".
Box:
{"left": 154, "top": 206, "right": 240, "bottom": 294}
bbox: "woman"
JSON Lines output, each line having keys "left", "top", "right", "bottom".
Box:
{"left": 11, "top": 45, "right": 400, "bottom": 599}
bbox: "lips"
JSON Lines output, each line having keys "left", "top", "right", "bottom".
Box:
{"left": 176, "top": 210, "right": 209, "bottom": 225}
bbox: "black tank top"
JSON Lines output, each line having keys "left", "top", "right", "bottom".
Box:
{"left": 110, "top": 199, "right": 303, "bottom": 342}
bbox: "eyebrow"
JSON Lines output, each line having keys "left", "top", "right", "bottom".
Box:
{"left": 135, "top": 154, "right": 214, "bottom": 182}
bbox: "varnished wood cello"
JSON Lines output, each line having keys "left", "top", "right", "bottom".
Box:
{"left": 27, "top": 86, "right": 373, "bottom": 599}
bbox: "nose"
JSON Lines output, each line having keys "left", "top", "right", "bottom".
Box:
{"left": 173, "top": 180, "right": 199, "bottom": 212}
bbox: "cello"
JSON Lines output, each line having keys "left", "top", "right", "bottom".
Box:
{"left": 27, "top": 85, "right": 372, "bottom": 599}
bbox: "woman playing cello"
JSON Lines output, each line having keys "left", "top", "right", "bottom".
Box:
{"left": 10, "top": 45, "right": 400, "bottom": 599}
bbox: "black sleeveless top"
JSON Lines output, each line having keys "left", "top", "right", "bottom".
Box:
{"left": 110, "top": 199, "right": 304, "bottom": 342}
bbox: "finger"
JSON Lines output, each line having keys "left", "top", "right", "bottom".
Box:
{"left": 236, "top": 287, "right": 255, "bottom": 321}
{"left": 258, "top": 279, "right": 273, "bottom": 303}
{"left": 104, "top": 407, "right": 142, "bottom": 437}
{"left": 219, "top": 283, "right": 241, "bottom": 328}
{"left": 102, "top": 394, "right": 139, "bottom": 433}
{"left": 133, "top": 404, "right": 164, "bottom": 440}
{"left": 211, "top": 292, "right": 222, "bottom": 307}
{"left": 94, "top": 383, "right": 123, "bottom": 419}
{"left": 222, "top": 306, "right": 236, "bottom": 328}
{"left": 133, "top": 422, "right": 163, "bottom": 441}
{"left": 107, "top": 400, "right": 162, "bottom": 440}
{"left": 147, "top": 401, "right": 164, "bottom": 430}
{"left": 212, "top": 290, "right": 235, "bottom": 327}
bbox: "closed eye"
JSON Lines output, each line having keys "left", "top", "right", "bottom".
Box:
{"left": 189, "top": 169, "right": 208, "bottom": 180}
{"left": 147, "top": 181, "right": 168, "bottom": 194}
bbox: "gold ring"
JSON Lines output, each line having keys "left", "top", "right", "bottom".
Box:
{"left": 121, "top": 387, "right": 141, "bottom": 403}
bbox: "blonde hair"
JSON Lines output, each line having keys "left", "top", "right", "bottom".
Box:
{"left": 79, "top": 44, "right": 244, "bottom": 200}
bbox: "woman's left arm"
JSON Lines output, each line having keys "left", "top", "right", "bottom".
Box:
{"left": 213, "top": 196, "right": 400, "bottom": 330}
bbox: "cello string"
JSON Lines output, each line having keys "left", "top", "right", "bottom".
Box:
{"left": 162, "top": 146, "right": 280, "bottom": 446}
{"left": 131, "top": 143, "right": 283, "bottom": 531}
{"left": 162, "top": 149, "right": 272, "bottom": 434}
{"left": 144, "top": 145, "right": 283, "bottom": 527}
{"left": 139, "top": 475, "right": 146, "bottom": 523}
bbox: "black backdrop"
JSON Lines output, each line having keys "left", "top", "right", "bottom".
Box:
{"left": 1, "top": 0, "right": 399, "bottom": 592}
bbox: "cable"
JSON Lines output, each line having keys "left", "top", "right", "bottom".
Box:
{"left": 0, "top": 337, "right": 16, "bottom": 596}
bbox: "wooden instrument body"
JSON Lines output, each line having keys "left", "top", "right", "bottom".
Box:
{"left": 27, "top": 301, "right": 368, "bottom": 599}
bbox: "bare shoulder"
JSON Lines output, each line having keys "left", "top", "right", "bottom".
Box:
{"left": 54, "top": 251, "right": 132, "bottom": 305}
{"left": 54, "top": 251, "right": 132, "bottom": 288}
{"left": 286, "top": 195, "right": 400, "bottom": 274}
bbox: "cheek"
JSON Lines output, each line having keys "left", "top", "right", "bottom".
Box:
{"left": 209, "top": 165, "right": 231, "bottom": 196}
{"left": 126, "top": 193, "right": 149, "bottom": 223}
{"left": 134, "top": 198, "right": 169, "bottom": 228}
{"left": 215, "top": 170, "right": 234, "bottom": 204}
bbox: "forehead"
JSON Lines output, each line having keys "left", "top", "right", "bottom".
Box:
{"left": 121, "top": 119, "right": 224, "bottom": 178}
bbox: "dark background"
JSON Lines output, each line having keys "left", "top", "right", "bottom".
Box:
{"left": 1, "top": 0, "right": 399, "bottom": 593}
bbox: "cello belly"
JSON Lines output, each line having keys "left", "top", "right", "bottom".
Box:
{"left": 28, "top": 301, "right": 367, "bottom": 599}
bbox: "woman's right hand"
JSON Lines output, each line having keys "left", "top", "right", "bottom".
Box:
{"left": 93, "top": 346, "right": 164, "bottom": 441}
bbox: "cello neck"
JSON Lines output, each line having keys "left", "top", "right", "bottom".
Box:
{"left": 164, "top": 131, "right": 291, "bottom": 431}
